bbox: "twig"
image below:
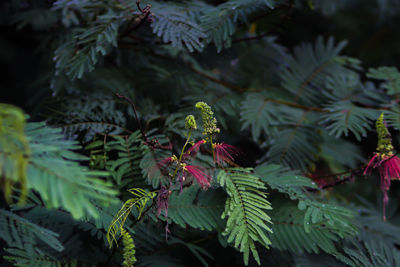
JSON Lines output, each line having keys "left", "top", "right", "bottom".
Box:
{"left": 115, "top": 93, "right": 146, "bottom": 138}
{"left": 115, "top": 93, "right": 172, "bottom": 150}
{"left": 313, "top": 151, "right": 400, "bottom": 190}
{"left": 232, "top": 0, "right": 294, "bottom": 44}
{"left": 119, "top": 0, "right": 154, "bottom": 39}
{"left": 132, "top": 0, "right": 154, "bottom": 30}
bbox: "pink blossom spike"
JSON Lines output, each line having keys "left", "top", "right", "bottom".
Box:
{"left": 364, "top": 154, "right": 400, "bottom": 221}
{"left": 363, "top": 153, "right": 378, "bottom": 175}
{"left": 213, "top": 143, "right": 239, "bottom": 166}
{"left": 187, "top": 140, "right": 206, "bottom": 155}
{"left": 184, "top": 165, "right": 211, "bottom": 190}
{"left": 385, "top": 156, "right": 400, "bottom": 180}
{"left": 183, "top": 140, "right": 206, "bottom": 161}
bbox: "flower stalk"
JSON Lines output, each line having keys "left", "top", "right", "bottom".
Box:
{"left": 364, "top": 113, "right": 400, "bottom": 221}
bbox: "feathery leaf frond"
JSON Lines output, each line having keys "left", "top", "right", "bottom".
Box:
{"left": 26, "top": 122, "right": 118, "bottom": 219}
{"left": 107, "top": 188, "right": 156, "bottom": 247}
{"left": 218, "top": 168, "right": 272, "bottom": 265}
{"left": 167, "top": 186, "right": 225, "bottom": 231}
{"left": 0, "top": 209, "right": 64, "bottom": 252}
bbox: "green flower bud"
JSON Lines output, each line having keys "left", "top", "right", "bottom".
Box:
{"left": 376, "top": 113, "right": 393, "bottom": 156}
{"left": 185, "top": 115, "right": 197, "bottom": 130}
{"left": 195, "top": 101, "right": 220, "bottom": 136}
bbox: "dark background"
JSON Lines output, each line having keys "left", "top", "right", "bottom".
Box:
{"left": 3, "top": 1, "right": 400, "bottom": 111}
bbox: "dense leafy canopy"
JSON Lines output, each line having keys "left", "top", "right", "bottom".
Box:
{"left": 2, "top": 0, "right": 400, "bottom": 266}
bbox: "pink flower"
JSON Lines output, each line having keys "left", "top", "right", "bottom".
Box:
{"left": 182, "top": 140, "right": 206, "bottom": 162}
{"left": 183, "top": 165, "right": 211, "bottom": 190}
{"left": 213, "top": 143, "right": 239, "bottom": 166}
{"left": 187, "top": 140, "right": 206, "bottom": 155}
{"left": 364, "top": 153, "right": 400, "bottom": 221}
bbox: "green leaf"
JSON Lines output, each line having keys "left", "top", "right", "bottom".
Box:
{"left": 167, "top": 186, "right": 225, "bottom": 231}
{"left": 0, "top": 209, "right": 64, "bottom": 252}
{"left": 218, "top": 168, "right": 272, "bottom": 265}
{"left": 367, "top": 66, "right": 400, "bottom": 96}
{"left": 26, "top": 122, "right": 118, "bottom": 219}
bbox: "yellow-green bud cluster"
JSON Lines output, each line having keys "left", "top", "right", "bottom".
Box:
{"left": 185, "top": 115, "right": 197, "bottom": 130}
{"left": 121, "top": 228, "right": 136, "bottom": 267}
{"left": 195, "top": 101, "right": 220, "bottom": 136}
{"left": 376, "top": 113, "right": 393, "bottom": 156}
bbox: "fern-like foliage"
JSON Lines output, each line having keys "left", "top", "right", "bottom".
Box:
{"left": 167, "top": 186, "right": 225, "bottom": 231}
{"left": 103, "top": 131, "right": 145, "bottom": 187}
{"left": 217, "top": 168, "right": 273, "bottom": 265}
{"left": 107, "top": 188, "right": 156, "bottom": 247}
{"left": 320, "top": 100, "right": 379, "bottom": 141}
{"left": 267, "top": 117, "right": 322, "bottom": 171}
{"left": 255, "top": 164, "right": 357, "bottom": 234}
{"left": 367, "top": 66, "right": 400, "bottom": 96}
{"left": 240, "top": 92, "right": 324, "bottom": 171}
{"left": 340, "top": 240, "right": 400, "bottom": 267}
{"left": 319, "top": 132, "right": 365, "bottom": 172}
{"left": 335, "top": 200, "right": 400, "bottom": 266}
{"left": 254, "top": 164, "right": 319, "bottom": 198}
{"left": 53, "top": 7, "right": 121, "bottom": 79}
{"left": 0, "top": 209, "right": 64, "bottom": 252}
{"left": 54, "top": 96, "right": 128, "bottom": 141}
{"left": 87, "top": 129, "right": 172, "bottom": 189}
{"left": 240, "top": 92, "right": 290, "bottom": 140}
{"left": 385, "top": 104, "right": 400, "bottom": 130}
{"left": 200, "top": 0, "right": 274, "bottom": 52}
{"left": 255, "top": 163, "right": 358, "bottom": 254}
{"left": 7, "top": 0, "right": 400, "bottom": 265}
{"left": 319, "top": 72, "right": 382, "bottom": 140}
{"left": 268, "top": 204, "right": 355, "bottom": 255}
{"left": 151, "top": 3, "right": 207, "bottom": 52}
{"left": 280, "top": 36, "right": 358, "bottom": 106}
{"left": 26, "top": 122, "right": 118, "bottom": 219}
{"left": 4, "top": 248, "right": 81, "bottom": 267}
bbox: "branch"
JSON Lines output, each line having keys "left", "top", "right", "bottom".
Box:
{"left": 119, "top": 0, "right": 154, "bottom": 39}
{"left": 188, "top": 64, "right": 328, "bottom": 112}
{"left": 313, "top": 151, "right": 400, "bottom": 190}
{"left": 115, "top": 93, "right": 172, "bottom": 150}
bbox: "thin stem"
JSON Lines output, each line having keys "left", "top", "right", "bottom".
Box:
{"left": 115, "top": 93, "right": 147, "bottom": 140}
{"left": 179, "top": 130, "right": 192, "bottom": 162}
{"left": 209, "top": 135, "right": 215, "bottom": 162}
{"left": 172, "top": 129, "right": 192, "bottom": 179}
